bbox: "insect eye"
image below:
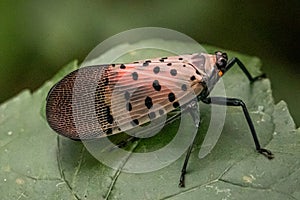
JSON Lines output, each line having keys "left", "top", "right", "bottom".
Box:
{"left": 216, "top": 58, "right": 226, "bottom": 71}
{"left": 215, "top": 51, "right": 228, "bottom": 71}
{"left": 218, "top": 58, "right": 226, "bottom": 66}
{"left": 222, "top": 53, "right": 228, "bottom": 60}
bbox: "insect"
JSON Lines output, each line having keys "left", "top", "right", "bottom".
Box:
{"left": 46, "top": 51, "right": 274, "bottom": 187}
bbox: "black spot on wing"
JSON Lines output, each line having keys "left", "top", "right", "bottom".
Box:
{"left": 181, "top": 84, "right": 187, "bottom": 91}
{"left": 126, "top": 102, "right": 132, "bottom": 111}
{"left": 168, "top": 92, "right": 176, "bottom": 102}
{"left": 153, "top": 66, "right": 160, "bottom": 74}
{"left": 145, "top": 96, "right": 153, "bottom": 109}
{"left": 170, "top": 69, "right": 177, "bottom": 76}
{"left": 120, "top": 64, "right": 126, "bottom": 69}
{"left": 148, "top": 112, "right": 156, "bottom": 119}
{"left": 152, "top": 80, "right": 161, "bottom": 91}
{"left": 173, "top": 102, "right": 180, "bottom": 108}
{"left": 131, "top": 119, "right": 139, "bottom": 126}
{"left": 159, "top": 109, "right": 164, "bottom": 115}
{"left": 132, "top": 72, "right": 138, "bottom": 80}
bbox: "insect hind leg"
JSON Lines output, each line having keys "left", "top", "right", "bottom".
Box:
{"left": 179, "top": 144, "right": 194, "bottom": 187}
{"left": 225, "top": 57, "right": 266, "bottom": 83}
{"left": 178, "top": 99, "right": 200, "bottom": 188}
{"left": 202, "top": 97, "right": 274, "bottom": 159}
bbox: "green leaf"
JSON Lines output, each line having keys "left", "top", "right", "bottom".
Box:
{"left": 0, "top": 41, "right": 299, "bottom": 200}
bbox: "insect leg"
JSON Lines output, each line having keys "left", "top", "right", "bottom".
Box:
{"left": 179, "top": 100, "right": 200, "bottom": 188}
{"left": 202, "top": 97, "right": 274, "bottom": 159}
{"left": 179, "top": 144, "right": 194, "bottom": 187}
{"left": 225, "top": 57, "right": 266, "bottom": 83}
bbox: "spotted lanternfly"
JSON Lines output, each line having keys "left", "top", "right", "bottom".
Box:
{"left": 46, "top": 51, "right": 274, "bottom": 187}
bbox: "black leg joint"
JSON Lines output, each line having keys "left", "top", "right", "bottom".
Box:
{"left": 250, "top": 73, "right": 267, "bottom": 84}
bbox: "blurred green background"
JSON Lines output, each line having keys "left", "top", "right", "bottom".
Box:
{"left": 0, "top": 0, "right": 299, "bottom": 125}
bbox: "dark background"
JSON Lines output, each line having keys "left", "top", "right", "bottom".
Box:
{"left": 0, "top": 0, "right": 299, "bottom": 125}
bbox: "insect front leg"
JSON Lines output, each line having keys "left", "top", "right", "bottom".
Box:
{"left": 225, "top": 57, "right": 266, "bottom": 83}
{"left": 201, "top": 97, "right": 274, "bottom": 159}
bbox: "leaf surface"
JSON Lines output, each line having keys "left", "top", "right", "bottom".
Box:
{"left": 0, "top": 41, "right": 299, "bottom": 200}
